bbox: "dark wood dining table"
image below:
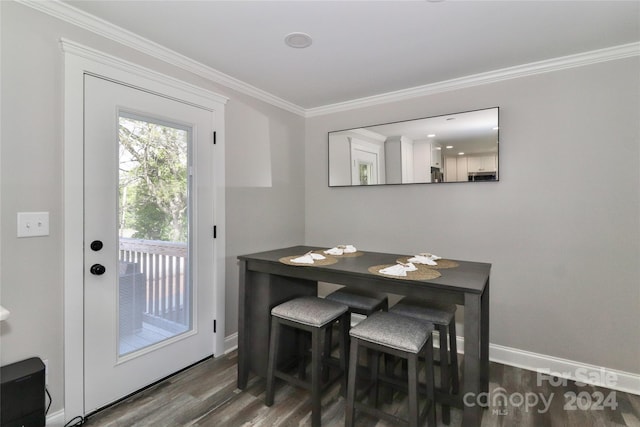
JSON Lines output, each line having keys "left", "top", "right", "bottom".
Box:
{"left": 237, "top": 245, "right": 490, "bottom": 426}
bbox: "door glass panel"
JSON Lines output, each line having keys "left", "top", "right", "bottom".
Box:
{"left": 358, "top": 162, "right": 372, "bottom": 185}
{"left": 117, "top": 112, "right": 191, "bottom": 357}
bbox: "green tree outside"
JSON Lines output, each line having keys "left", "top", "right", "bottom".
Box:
{"left": 118, "top": 116, "right": 189, "bottom": 243}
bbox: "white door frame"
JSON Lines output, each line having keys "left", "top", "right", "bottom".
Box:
{"left": 62, "top": 39, "right": 227, "bottom": 421}
{"left": 350, "top": 138, "right": 381, "bottom": 185}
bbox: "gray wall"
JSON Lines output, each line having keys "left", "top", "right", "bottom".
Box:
{"left": 305, "top": 57, "right": 640, "bottom": 374}
{"left": 0, "top": 1, "right": 305, "bottom": 414}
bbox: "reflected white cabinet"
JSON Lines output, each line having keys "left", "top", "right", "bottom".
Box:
{"left": 467, "top": 155, "right": 496, "bottom": 173}
{"left": 445, "top": 157, "right": 456, "bottom": 182}
{"left": 431, "top": 144, "right": 442, "bottom": 168}
{"left": 456, "top": 157, "right": 468, "bottom": 181}
{"left": 444, "top": 156, "right": 469, "bottom": 182}
{"left": 413, "top": 141, "right": 432, "bottom": 183}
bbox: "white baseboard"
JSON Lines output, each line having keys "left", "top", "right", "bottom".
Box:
{"left": 224, "top": 332, "right": 238, "bottom": 354}
{"left": 46, "top": 409, "right": 65, "bottom": 426}
{"left": 437, "top": 335, "right": 639, "bottom": 396}
{"left": 488, "top": 341, "right": 640, "bottom": 395}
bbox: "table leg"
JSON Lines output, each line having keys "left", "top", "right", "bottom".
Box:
{"left": 481, "top": 279, "right": 490, "bottom": 394}
{"left": 237, "top": 260, "right": 248, "bottom": 389}
{"left": 462, "top": 292, "right": 483, "bottom": 427}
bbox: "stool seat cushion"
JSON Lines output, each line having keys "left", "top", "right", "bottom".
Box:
{"left": 272, "top": 296, "right": 348, "bottom": 327}
{"left": 325, "top": 289, "right": 387, "bottom": 312}
{"left": 349, "top": 312, "right": 434, "bottom": 353}
{"left": 390, "top": 297, "right": 456, "bottom": 325}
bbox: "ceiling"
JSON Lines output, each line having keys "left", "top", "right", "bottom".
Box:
{"left": 63, "top": 0, "right": 639, "bottom": 110}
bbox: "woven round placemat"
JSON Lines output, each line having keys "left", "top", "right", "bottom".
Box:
{"left": 368, "top": 264, "right": 441, "bottom": 280}
{"left": 318, "top": 249, "right": 364, "bottom": 258}
{"left": 279, "top": 254, "right": 338, "bottom": 267}
{"left": 397, "top": 257, "right": 459, "bottom": 269}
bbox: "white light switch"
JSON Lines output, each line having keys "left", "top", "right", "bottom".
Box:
{"left": 17, "top": 212, "right": 50, "bottom": 237}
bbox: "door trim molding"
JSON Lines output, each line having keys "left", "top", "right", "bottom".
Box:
{"left": 63, "top": 40, "right": 226, "bottom": 421}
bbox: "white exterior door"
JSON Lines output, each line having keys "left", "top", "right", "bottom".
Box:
{"left": 351, "top": 141, "right": 380, "bottom": 185}
{"left": 83, "top": 74, "right": 217, "bottom": 412}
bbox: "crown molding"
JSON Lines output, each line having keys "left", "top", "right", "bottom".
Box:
{"left": 59, "top": 38, "right": 229, "bottom": 107}
{"left": 18, "top": 0, "right": 639, "bottom": 119}
{"left": 17, "top": 0, "right": 306, "bottom": 117}
{"left": 305, "top": 42, "right": 640, "bottom": 117}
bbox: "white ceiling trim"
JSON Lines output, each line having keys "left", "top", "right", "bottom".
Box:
{"left": 59, "top": 38, "right": 229, "bottom": 107}
{"left": 305, "top": 42, "right": 640, "bottom": 117}
{"left": 19, "top": 0, "right": 639, "bottom": 119}
{"left": 18, "top": 0, "right": 306, "bottom": 116}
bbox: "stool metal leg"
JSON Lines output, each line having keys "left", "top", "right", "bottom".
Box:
{"left": 339, "top": 313, "right": 349, "bottom": 396}
{"left": 345, "top": 338, "right": 360, "bottom": 427}
{"left": 449, "top": 319, "right": 459, "bottom": 395}
{"left": 438, "top": 324, "right": 451, "bottom": 424}
{"left": 407, "top": 353, "right": 419, "bottom": 427}
{"left": 425, "top": 338, "right": 437, "bottom": 427}
{"left": 265, "top": 317, "right": 281, "bottom": 407}
{"left": 322, "top": 321, "right": 334, "bottom": 383}
{"left": 311, "top": 327, "right": 324, "bottom": 427}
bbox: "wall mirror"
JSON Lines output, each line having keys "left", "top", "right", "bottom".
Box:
{"left": 328, "top": 107, "right": 499, "bottom": 187}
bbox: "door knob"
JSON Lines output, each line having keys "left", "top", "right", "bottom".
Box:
{"left": 90, "top": 264, "right": 106, "bottom": 276}
{"left": 90, "top": 240, "right": 103, "bottom": 251}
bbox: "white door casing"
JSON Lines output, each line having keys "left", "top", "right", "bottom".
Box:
{"left": 350, "top": 139, "right": 381, "bottom": 185}
{"left": 63, "top": 40, "right": 227, "bottom": 420}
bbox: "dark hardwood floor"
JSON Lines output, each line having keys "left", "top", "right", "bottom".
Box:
{"left": 84, "top": 351, "right": 640, "bottom": 427}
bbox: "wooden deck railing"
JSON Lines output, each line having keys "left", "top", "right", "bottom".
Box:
{"left": 119, "top": 238, "right": 189, "bottom": 328}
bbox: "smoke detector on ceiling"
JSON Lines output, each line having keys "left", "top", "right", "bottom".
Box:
{"left": 285, "top": 32, "right": 313, "bottom": 49}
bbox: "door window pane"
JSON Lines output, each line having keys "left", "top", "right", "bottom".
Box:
{"left": 117, "top": 113, "right": 191, "bottom": 357}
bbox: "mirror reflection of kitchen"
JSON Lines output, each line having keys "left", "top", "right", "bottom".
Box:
{"left": 328, "top": 107, "right": 499, "bottom": 187}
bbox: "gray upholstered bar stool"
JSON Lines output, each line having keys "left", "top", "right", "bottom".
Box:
{"left": 323, "top": 288, "right": 388, "bottom": 357}
{"left": 346, "top": 312, "right": 436, "bottom": 427}
{"left": 390, "top": 297, "right": 459, "bottom": 424}
{"left": 265, "top": 296, "right": 349, "bottom": 427}
{"left": 325, "top": 288, "right": 389, "bottom": 318}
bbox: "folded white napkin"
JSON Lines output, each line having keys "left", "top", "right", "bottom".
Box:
{"left": 324, "top": 245, "right": 357, "bottom": 255}
{"left": 324, "top": 247, "right": 343, "bottom": 255}
{"left": 291, "top": 252, "right": 326, "bottom": 264}
{"left": 408, "top": 253, "right": 442, "bottom": 266}
{"left": 379, "top": 262, "right": 417, "bottom": 277}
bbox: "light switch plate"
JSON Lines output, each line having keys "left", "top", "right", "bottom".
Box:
{"left": 17, "top": 212, "right": 50, "bottom": 237}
